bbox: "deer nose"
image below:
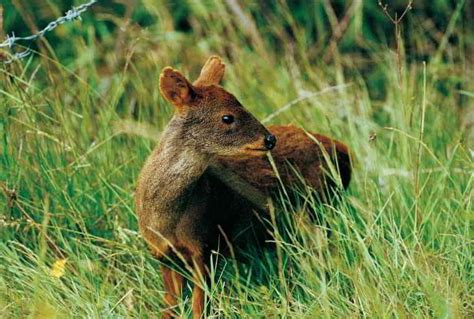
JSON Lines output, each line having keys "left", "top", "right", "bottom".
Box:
{"left": 264, "top": 134, "right": 276, "bottom": 150}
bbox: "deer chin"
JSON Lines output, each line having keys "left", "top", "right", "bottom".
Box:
{"left": 217, "top": 147, "right": 267, "bottom": 158}
{"left": 241, "top": 149, "right": 267, "bottom": 156}
{"left": 238, "top": 143, "right": 269, "bottom": 157}
{"left": 214, "top": 143, "right": 268, "bottom": 158}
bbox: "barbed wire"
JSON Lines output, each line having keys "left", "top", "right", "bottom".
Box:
{"left": 0, "top": 0, "right": 98, "bottom": 63}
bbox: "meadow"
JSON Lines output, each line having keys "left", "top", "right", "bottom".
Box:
{"left": 0, "top": 1, "right": 472, "bottom": 318}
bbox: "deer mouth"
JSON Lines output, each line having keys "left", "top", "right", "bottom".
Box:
{"left": 240, "top": 146, "right": 268, "bottom": 156}
{"left": 245, "top": 147, "right": 267, "bottom": 152}
{"left": 238, "top": 138, "right": 272, "bottom": 156}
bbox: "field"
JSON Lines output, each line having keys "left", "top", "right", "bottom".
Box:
{"left": 0, "top": 1, "right": 472, "bottom": 318}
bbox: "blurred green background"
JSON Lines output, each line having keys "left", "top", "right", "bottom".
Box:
{"left": 0, "top": 1, "right": 472, "bottom": 318}
{"left": 2, "top": 0, "right": 472, "bottom": 102}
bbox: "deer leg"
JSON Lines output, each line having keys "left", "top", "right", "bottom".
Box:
{"left": 191, "top": 255, "right": 208, "bottom": 319}
{"left": 161, "top": 265, "right": 184, "bottom": 319}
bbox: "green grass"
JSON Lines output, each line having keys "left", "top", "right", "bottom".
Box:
{"left": 0, "top": 1, "right": 472, "bottom": 318}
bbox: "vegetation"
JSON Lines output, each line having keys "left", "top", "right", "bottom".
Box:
{"left": 1, "top": 1, "right": 472, "bottom": 318}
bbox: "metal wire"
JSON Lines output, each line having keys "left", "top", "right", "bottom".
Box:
{"left": 0, "top": 0, "right": 98, "bottom": 63}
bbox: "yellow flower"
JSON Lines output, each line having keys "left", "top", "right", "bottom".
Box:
{"left": 50, "top": 259, "right": 67, "bottom": 278}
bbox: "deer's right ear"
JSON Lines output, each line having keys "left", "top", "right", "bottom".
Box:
{"left": 193, "top": 56, "right": 225, "bottom": 87}
{"left": 159, "top": 67, "right": 196, "bottom": 108}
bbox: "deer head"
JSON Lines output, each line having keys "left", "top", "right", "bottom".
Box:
{"left": 159, "top": 56, "right": 276, "bottom": 156}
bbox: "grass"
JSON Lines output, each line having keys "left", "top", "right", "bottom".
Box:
{"left": 0, "top": 1, "right": 472, "bottom": 318}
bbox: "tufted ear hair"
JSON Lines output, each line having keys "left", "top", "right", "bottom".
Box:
{"left": 193, "top": 55, "right": 225, "bottom": 87}
{"left": 159, "top": 67, "right": 196, "bottom": 110}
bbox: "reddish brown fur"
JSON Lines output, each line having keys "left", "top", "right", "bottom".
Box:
{"left": 218, "top": 125, "right": 351, "bottom": 195}
{"left": 135, "top": 56, "right": 352, "bottom": 318}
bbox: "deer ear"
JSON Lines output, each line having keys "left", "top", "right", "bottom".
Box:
{"left": 193, "top": 55, "right": 225, "bottom": 87}
{"left": 159, "top": 67, "right": 196, "bottom": 107}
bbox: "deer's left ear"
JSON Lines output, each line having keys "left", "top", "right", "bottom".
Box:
{"left": 159, "top": 67, "right": 196, "bottom": 108}
{"left": 193, "top": 56, "right": 225, "bottom": 87}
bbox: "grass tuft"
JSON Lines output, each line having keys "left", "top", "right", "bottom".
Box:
{"left": 1, "top": 1, "right": 472, "bottom": 318}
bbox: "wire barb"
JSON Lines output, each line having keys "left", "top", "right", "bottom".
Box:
{"left": 0, "top": 0, "right": 98, "bottom": 63}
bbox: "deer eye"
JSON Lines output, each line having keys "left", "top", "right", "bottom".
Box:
{"left": 222, "top": 115, "right": 234, "bottom": 124}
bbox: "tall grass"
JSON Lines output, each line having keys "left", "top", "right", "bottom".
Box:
{"left": 1, "top": 1, "right": 472, "bottom": 318}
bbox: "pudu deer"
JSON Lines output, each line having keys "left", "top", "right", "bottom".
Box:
{"left": 135, "top": 56, "right": 351, "bottom": 318}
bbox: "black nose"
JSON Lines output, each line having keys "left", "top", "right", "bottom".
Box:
{"left": 264, "top": 134, "right": 276, "bottom": 150}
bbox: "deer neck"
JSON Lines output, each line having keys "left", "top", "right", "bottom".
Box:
{"left": 146, "top": 117, "right": 211, "bottom": 210}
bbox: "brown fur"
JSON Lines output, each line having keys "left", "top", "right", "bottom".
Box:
{"left": 135, "top": 56, "right": 352, "bottom": 318}
{"left": 218, "top": 125, "right": 351, "bottom": 195}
